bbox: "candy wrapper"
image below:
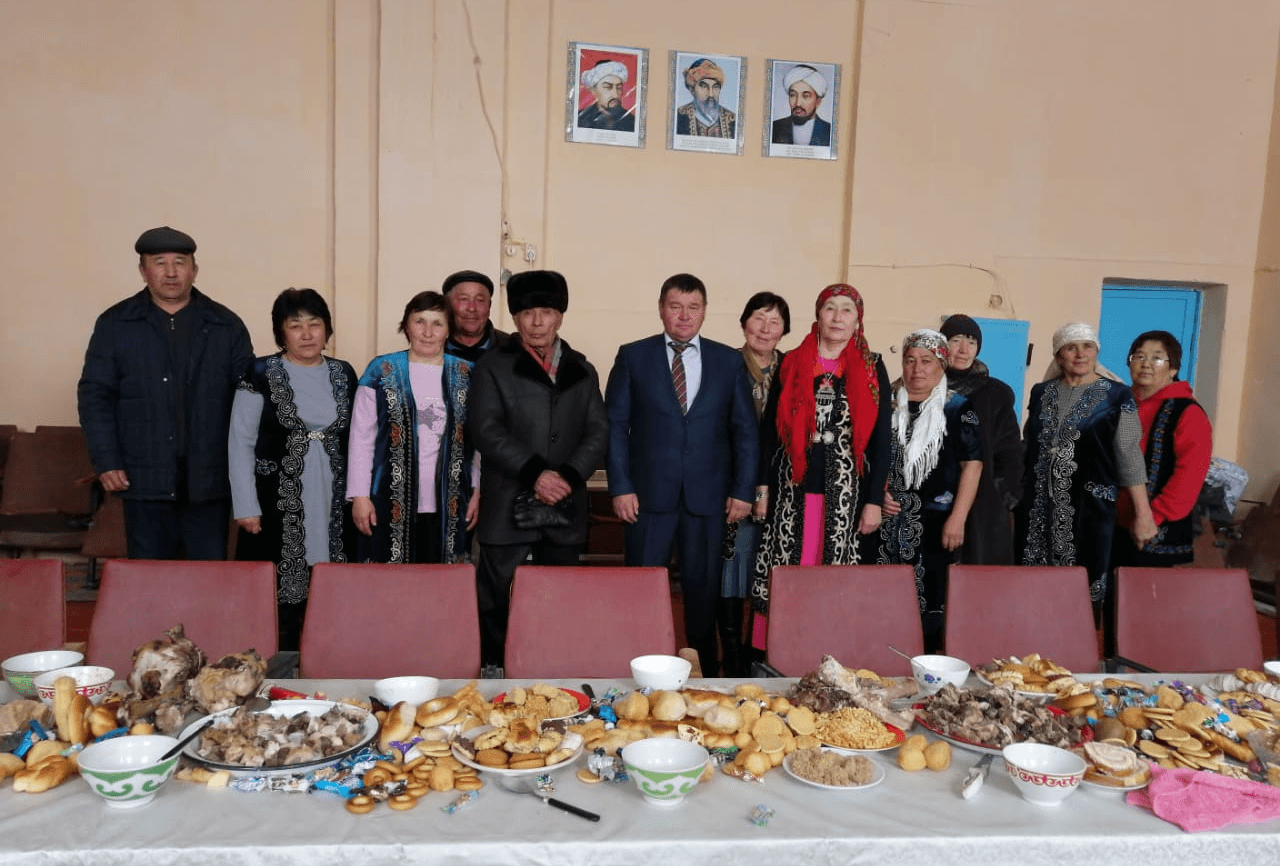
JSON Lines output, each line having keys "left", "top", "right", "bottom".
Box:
{"left": 721, "top": 763, "right": 766, "bottom": 785}
{"left": 442, "top": 790, "right": 479, "bottom": 814}
{"left": 230, "top": 776, "right": 269, "bottom": 793}
{"left": 748, "top": 804, "right": 775, "bottom": 826}
{"left": 587, "top": 748, "right": 628, "bottom": 782}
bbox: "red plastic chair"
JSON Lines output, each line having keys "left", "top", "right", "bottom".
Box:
{"left": 945, "top": 565, "right": 1100, "bottom": 673}
{"left": 1114, "top": 567, "right": 1262, "bottom": 672}
{"left": 765, "top": 565, "right": 923, "bottom": 677}
{"left": 0, "top": 558, "right": 65, "bottom": 659}
{"left": 88, "top": 559, "right": 278, "bottom": 675}
{"left": 504, "top": 566, "right": 674, "bottom": 678}
{"left": 300, "top": 563, "right": 480, "bottom": 678}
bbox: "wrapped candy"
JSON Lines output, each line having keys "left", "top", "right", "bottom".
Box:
{"left": 442, "top": 790, "right": 479, "bottom": 814}
{"left": 748, "top": 804, "right": 776, "bottom": 826}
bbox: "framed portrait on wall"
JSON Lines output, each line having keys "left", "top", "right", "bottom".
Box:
{"left": 566, "top": 42, "right": 647, "bottom": 148}
{"left": 667, "top": 51, "right": 745, "bottom": 155}
{"left": 763, "top": 59, "right": 840, "bottom": 160}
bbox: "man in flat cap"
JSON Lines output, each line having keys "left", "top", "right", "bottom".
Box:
{"left": 468, "top": 270, "right": 608, "bottom": 671}
{"left": 771, "top": 63, "right": 832, "bottom": 146}
{"left": 675, "top": 58, "right": 736, "bottom": 138}
{"left": 577, "top": 58, "right": 635, "bottom": 132}
{"left": 78, "top": 226, "right": 253, "bottom": 559}
{"left": 442, "top": 269, "right": 508, "bottom": 363}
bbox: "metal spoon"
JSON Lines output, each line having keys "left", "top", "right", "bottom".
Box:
{"left": 887, "top": 645, "right": 916, "bottom": 663}
{"left": 498, "top": 775, "right": 600, "bottom": 821}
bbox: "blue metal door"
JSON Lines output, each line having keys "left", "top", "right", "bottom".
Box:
{"left": 1098, "top": 286, "right": 1201, "bottom": 386}
{"left": 972, "top": 317, "right": 1030, "bottom": 420}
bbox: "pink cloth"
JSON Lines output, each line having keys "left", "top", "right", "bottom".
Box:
{"left": 754, "top": 494, "right": 829, "bottom": 652}
{"left": 1126, "top": 763, "right": 1280, "bottom": 832}
{"left": 800, "top": 494, "right": 826, "bottom": 565}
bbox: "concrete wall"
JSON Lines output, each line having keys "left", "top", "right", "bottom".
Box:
{"left": 1, "top": 0, "right": 1277, "bottom": 498}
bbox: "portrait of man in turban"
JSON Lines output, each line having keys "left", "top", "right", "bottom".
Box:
{"left": 769, "top": 61, "right": 835, "bottom": 149}
{"left": 674, "top": 57, "right": 737, "bottom": 139}
{"left": 577, "top": 56, "right": 636, "bottom": 132}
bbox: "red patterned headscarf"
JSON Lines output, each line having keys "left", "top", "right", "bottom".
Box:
{"left": 776, "top": 284, "right": 881, "bottom": 483}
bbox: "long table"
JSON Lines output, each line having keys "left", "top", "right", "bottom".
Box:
{"left": 1, "top": 676, "right": 1278, "bottom": 866}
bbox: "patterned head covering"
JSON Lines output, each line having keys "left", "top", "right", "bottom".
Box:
{"left": 783, "top": 64, "right": 828, "bottom": 98}
{"left": 902, "top": 329, "right": 950, "bottom": 368}
{"left": 582, "top": 60, "right": 628, "bottom": 89}
{"left": 776, "top": 284, "right": 881, "bottom": 484}
{"left": 684, "top": 58, "right": 725, "bottom": 89}
{"left": 1052, "top": 322, "right": 1100, "bottom": 355}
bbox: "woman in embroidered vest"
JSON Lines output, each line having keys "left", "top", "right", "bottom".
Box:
{"left": 877, "top": 330, "right": 983, "bottom": 652}
{"left": 1015, "top": 322, "right": 1158, "bottom": 624}
{"left": 719, "top": 291, "right": 790, "bottom": 676}
{"left": 347, "top": 291, "right": 479, "bottom": 565}
{"left": 1112, "top": 330, "right": 1212, "bottom": 569}
{"left": 229, "top": 288, "right": 358, "bottom": 650}
{"left": 938, "top": 314, "right": 1024, "bottom": 565}
{"left": 749, "top": 284, "right": 892, "bottom": 650}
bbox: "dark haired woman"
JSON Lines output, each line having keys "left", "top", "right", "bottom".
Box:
{"left": 229, "top": 288, "right": 358, "bottom": 649}
{"left": 719, "top": 291, "right": 790, "bottom": 675}
{"left": 1112, "top": 330, "right": 1212, "bottom": 568}
{"left": 347, "top": 291, "right": 479, "bottom": 564}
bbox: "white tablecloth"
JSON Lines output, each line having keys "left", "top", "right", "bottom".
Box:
{"left": 1, "top": 676, "right": 1277, "bottom": 866}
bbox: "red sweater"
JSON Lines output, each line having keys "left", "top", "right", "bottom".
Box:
{"left": 1128, "top": 380, "right": 1213, "bottom": 525}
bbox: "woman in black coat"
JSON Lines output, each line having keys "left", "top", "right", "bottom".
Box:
{"left": 939, "top": 314, "right": 1023, "bottom": 564}
{"left": 467, "top": 271, "right": 609, "bottom": 670}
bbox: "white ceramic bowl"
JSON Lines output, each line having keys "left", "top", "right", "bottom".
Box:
{"left": 33, "top": 665, "right": 115, "bottom": 706}
{"left": 2, "top": 650, "right": 85, "bottom": 698}
{"left": 1002, "top": 742, "right": 1086, "bottom": 806}
{"left": 630, "top": 655, "right": 692, "bottom": 691}
{"left": 373, "top": 675, "right": 440, "bottom": 707}
{"left": 1264, "top": 660, "right": 1280, "bottom": 680}
{"left": 910, "top": 654, "right": 970, "bottom": 695}
{"left": 621, "top": 737, "right": 708, "bottom": 807}
{"left": 78, "top": 735, "right": 180, "bottom": 809}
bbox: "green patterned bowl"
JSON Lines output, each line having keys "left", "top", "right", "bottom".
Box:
{"left": 78, "top": 735, "right": 180, "bottom": 809}
{"left": 2, "top": 650, "right": 85, "bottom": 698}
{"left": 621, "top": 738, "right": 708, "bottom": 808}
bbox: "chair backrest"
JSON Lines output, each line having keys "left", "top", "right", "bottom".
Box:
{"left": 0, "top": 558, "right": 65, "bottom": 659}
{"left": 88, "top": 559, "right": 278, "bottom": 674}
{"left": 766, "top": 565, "right": 923, "bottom": 677}
{"left": 505, "top": 566, "right": 674, "bottom": 678}
{"left": 300, "top": 563, "right": 480, "bottom": 678}
{"left": 0, "top": 428, "right": 95, "bottom": 516}
{"left": 1115, "top": 566, "right": 1262, "bottom": 672}
{"left": 945, "top": 565, "right": 1101, "bottom": 673}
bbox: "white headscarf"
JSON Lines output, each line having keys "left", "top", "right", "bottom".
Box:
{"left": 1042, "top": 321, "right": 1122, "bottom": 382}
{"left": 894, "top": 329, "right": 950, "bottom": 490}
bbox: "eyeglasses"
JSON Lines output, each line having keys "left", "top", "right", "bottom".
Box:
{"left": 1128, "top": 354, "right": 1170, "bottom": 367}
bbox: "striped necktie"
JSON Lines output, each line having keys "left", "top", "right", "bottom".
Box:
{"left": 670, "top": 340, "right": 689, "bottom": 414}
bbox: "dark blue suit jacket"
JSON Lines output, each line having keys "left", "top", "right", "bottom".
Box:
{"left": 605, "top": 334, "right": 759, "bottom": 516}
{"left": 771, "top": 115, "right": 831, "bottom": 147}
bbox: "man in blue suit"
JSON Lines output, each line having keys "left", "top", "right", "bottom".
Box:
{"left": 605, "top": 274, "right": 759, "bottom": 677}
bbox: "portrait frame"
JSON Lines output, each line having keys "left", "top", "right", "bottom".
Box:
{"left": 667, "top": 51, "right": 746, "bottom": 155}
{"left": 763, "top": 59, "right": 840, "bottom": 160}
{"left": 566, "top": 42, "right": 647, "bottom": 148}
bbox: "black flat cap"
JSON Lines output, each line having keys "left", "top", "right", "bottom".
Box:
{"left": 441, "top": 269, "right": 494, "bottom": 296}
{"left": 507, "top": 270, "right": 568, "bottom": 315}
{"left": 135, "top": 226, "right": 197, "bottom": 255}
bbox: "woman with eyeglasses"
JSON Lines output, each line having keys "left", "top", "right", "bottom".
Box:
{"left": 1112, "top": 330, "right": 1213, "bottom": 569}
{"left": 1015, "top": 323, "right": 1158, "bottom": 624}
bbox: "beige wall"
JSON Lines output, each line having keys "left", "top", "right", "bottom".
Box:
{"left": 2, "top": 0, "right": 1278, "bottom": 498}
